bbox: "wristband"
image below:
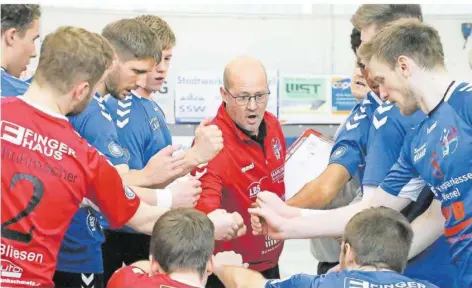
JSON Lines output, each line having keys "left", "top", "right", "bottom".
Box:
{"left": 300, "top": 208, "right": 319, "bottom": 217}
{"left": 156, "top": 188, "right": 173, "bottom": 209}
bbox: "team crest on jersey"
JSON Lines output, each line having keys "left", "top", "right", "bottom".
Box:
{"left": 271, "top": 138, "right": 282, "bottom": 160}
{"left": 331, "top": 145, "right": 346, "bottom": 160}
{"left": 124, "top": 186, "right": 136, "bottom": 200}
{"left": 108, "top": 142, "right": 124, "bottom": 158}
{"left": 440, "top": 126, "right": 458, "bottom": 157}
{"left": 149, "top": 117, "right": 160, "bottom": 131}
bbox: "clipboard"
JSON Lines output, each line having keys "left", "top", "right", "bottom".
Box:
{"left": 284, "top": 129, "right": 334, "bottom": 200}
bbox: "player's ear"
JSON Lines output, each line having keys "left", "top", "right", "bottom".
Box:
{"left": 397, "top": 55, "right": 411, "bottom": 78}
{"left": 207, "top": 255, "right": 215, "bottom": 276}
{"left": 71, "top": 81, "right": 90, "bottom": 101}
{"left": 150, "top": 255, "right": 164, "bottom": 275}
{"left": 344, "top": 242, "right": 357, "bottom": 267}
{"left": 220, "top": 86, "right": 228, "bottom": 103}
{"left": 3, "top": 27, "right": 17, "bottom": 46}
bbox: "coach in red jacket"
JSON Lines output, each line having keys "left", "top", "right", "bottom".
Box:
{"left": 192, "top": 56, "right": 286, "bottom": 288}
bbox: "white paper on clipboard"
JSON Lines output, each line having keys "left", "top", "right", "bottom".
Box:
{"left": 284, "top": 129, "right": 334, "bottom": 200}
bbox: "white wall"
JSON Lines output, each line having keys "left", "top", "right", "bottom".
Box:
{"left": 39, "top": 4, "right": 472, "bottom": 79}
{"left": 34, "top": 4, "right": 472, "bottom": 123}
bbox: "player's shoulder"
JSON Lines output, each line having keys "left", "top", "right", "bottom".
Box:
{"left": 266, "top": 273, "right": 322, "bottom": 287}
{"left": 1, "top": 96, "right": 20, "bottom": 104}
{"left": 449, "top": 81, "right": 472, "bottom": 98}
{"left": 107, "top": 266, "right": 147, "bottom": 287}
{"left": 107, "top": 266, "right": 195, "bottom": 288}
{"left": 446, "top": 81, "right": 472, "bottom": 106}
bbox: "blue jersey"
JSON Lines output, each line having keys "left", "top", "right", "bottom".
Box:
{"left": 363, "top": 102, "right": 457, "bottom": 287}
{"left": 380, "top": 81, "right": 472, "bottom": 287}
{"left": 329, "top": 91, "right": 382, "bottom": 181}
{"left": 56, "top": 94, "right": 128, "bottom": 273}
{"left": 1, "top": 68, "right": 30, "bottom": 96}
{"left": 265, "top": 270, "right": 437, "bottom": 288}
{"left": 105, "top": 91, "right": 172, "bottom": 233}
{"left": 106, "top": 91, "right": 172, "bottom": 170}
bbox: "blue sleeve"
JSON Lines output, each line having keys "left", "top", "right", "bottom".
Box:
{"left": 446, "top": 82, "right": 472, "bottom": 127}
{"left": 107, "top": 97, "right": 147, "bottom": 170}
{"left": 69, "top": 105, "right": 128, "bottom": 166}
{"left": 329, "top": 111, "right": 369, "bottom": 178}
{"left": 363, "top": 106, "right": 424, "bottom": 186}
{"left": 379, "top": 132, "right": 424, "bottom": 201}
{"left": 265, "top": 274, "right": 322, "bottom": 288}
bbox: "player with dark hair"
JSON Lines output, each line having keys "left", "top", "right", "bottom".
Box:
{"left": 1, "top": 4, "right": 40, "bottom": 95}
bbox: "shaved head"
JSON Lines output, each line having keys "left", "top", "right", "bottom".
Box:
{"left": 223, "top": 56, "right": 267, "bottom": 90}
{"left": 220, "top": 56, "right": 270, "bottom": 136}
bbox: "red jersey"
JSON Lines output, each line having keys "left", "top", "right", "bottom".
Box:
{"left": 0, "top": 97, "right": 140, "bottom": 287}
{"left": 107, "top": 266, "right": 200, "bottom": 288}
{"left": 192, "top": 104, "right": 286, "bottom": 272}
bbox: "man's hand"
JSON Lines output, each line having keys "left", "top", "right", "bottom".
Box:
{"left": 208, "top": 209, "right": 247, "bottom": 241}
{"left": 213, "top": 251, "right": 249, "bottom": 273}
{"left": 257, "top": 191, "right": 300, "bottom": 218}
{"left": 168, "top": 177, "right": 202, "bottom": 208}
{"left": 142, "top": 145, "right": 186, "bottom": 187}
{"left": 189, "top": 118, "right": 224, "bottom": 164}
{"left": 248, "top": 200, "right": 289, "bottom": 240}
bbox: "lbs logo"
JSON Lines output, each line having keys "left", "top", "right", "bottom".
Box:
{"left": 247, "top": 177, "right": 267, "bottom": 198}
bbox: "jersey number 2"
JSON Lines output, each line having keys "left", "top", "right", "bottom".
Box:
{"left": 1, "top": 173, "right": 44, "bottom": 244}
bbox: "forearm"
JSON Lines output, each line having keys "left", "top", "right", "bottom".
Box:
{"left": 126, "top": 202, "right": 168, "bottom": 235}
{"left": 408, "top": 200, "right": 445, "bottom": 259}
{"left": 130, "top": 186, "right": 158, "bottom": 206}
{"left": 283, "top": 201, "right": 369, "bottom": 239}
{"left": 287, "top": 180, "right": 339, "bottom": 209}
{"left": 286, "top": 164, "right": 350, "bottom": 209}
{"left": 214, "top": 266, "right": 267, "bottom": 288}
{"left": 121, "top": 169, "right": 166, "bottom": 189}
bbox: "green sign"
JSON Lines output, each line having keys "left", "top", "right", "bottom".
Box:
{"left": 280, "top": 76, "right": 327, "bottom": 100}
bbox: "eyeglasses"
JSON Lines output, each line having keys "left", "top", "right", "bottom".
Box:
{"left": 224, "top": 87, "right": 270, "bottom": 106}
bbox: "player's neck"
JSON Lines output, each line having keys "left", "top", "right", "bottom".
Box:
{"left": 415, "top": 68, "right": 452, "bottom": 114}
{"left": 96, "top": 83, "right": 106, "bottom": 98}
{"left": 168, "top": 272, "right": 204, "bottom": 287}
{"left": 354, "top": 264, "right": 392, "bottom": 272}
{"left": 23, "top": 82, "right": 69, "bottom": 116}
{"left": 135, "top": 87, "right": 152, "bottom": 99}
{"left": 1, "top": 52, "right": 19, "bottom": 78}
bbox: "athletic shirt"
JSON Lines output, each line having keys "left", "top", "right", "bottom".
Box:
{"left": 364, "top": 102, "right": 457, "bottom": 287}
{"left": 1, "top": 68, "right": 30, "bottom": 96}
{"left": 329, "top": 91, "right": 383, "bottom": 183}
{"left": 380, "top": 81, "right": 472, "bottom": 287}
{"left": 265, "top": 270, "right": 437, "bottom": 288}
{"left": 56, "top": 93, "right": 128, "bottom": 273}
{"left": 105, "top": 91, "right": 172, "bottom": 233}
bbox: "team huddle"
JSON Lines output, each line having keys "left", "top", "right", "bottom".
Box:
{"left": 1, "top": 3, "right": 471, "bottom": 288}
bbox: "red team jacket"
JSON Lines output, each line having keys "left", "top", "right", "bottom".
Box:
{"left": 192, "top": 104, "right": 286, "bottom": 272}
{"left": 108, "top": 266, "right": 200, "bottom": 288}
{"left": 0, "top": 97, "right": 140, "bottom": 287}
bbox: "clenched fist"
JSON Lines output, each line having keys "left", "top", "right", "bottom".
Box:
{"left": 191, "top": 118, "right": 224, "bottom": 164}
{"left": 208, "top": 209, "right": 247, "bottom": 241}
{"left": 168, "top": 177, "right": 202, "bottom": 208}
{"left": 142, "top": 144, "right": 185, "bottom": 187}
{"left": 213, "top": 251, "right": 248, "bottom": 270}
